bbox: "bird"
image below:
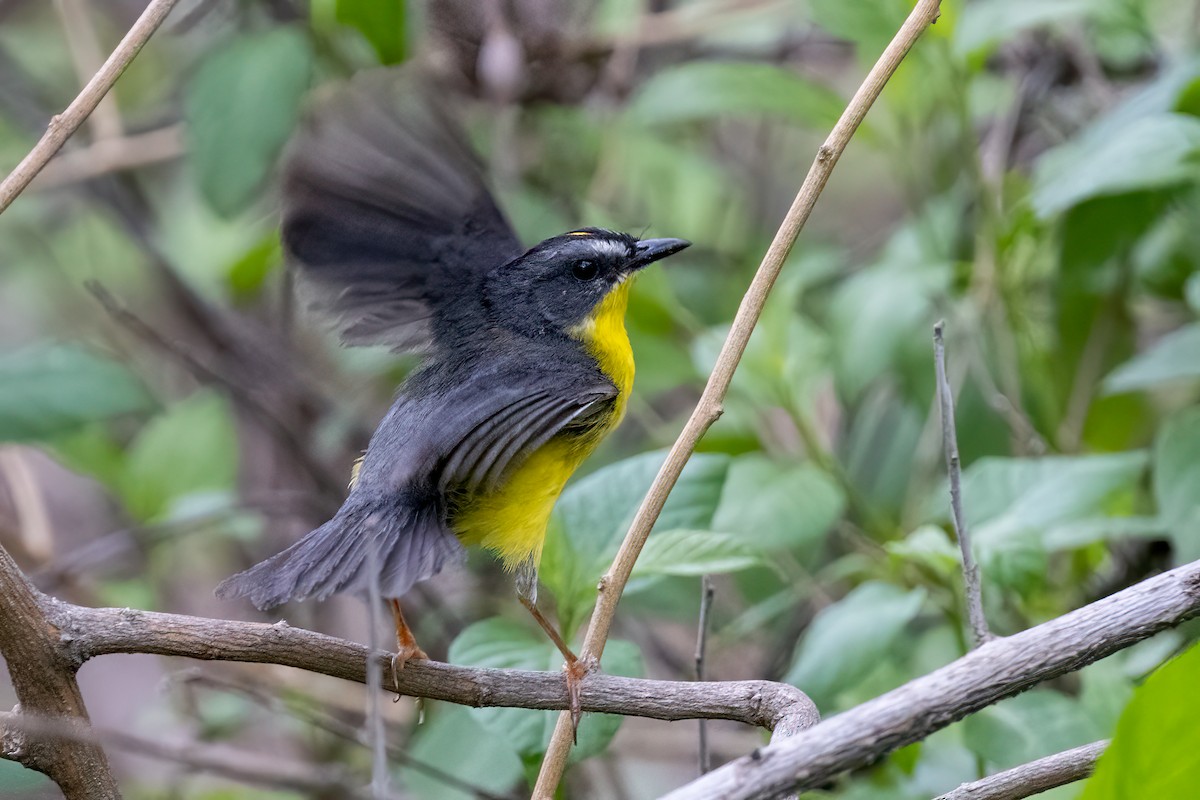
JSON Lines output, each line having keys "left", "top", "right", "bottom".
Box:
{"left": 214, "top": 69, "right": 689, "bottom": 729}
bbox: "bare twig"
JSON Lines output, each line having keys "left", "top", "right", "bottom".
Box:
{"left": 0, "top": 546, "right": 119, "bottom": 798}
{"left": 694, "top": 575, "right": 716, "bottom": 775}
{"left": 934, "top": 740, "right": 1107, "bottom": 800}
{"left": 532, "top": 1, "right": 944, "bottom": 794}
{"left": 661, "top": 559, "right": 1200, "bottom": 800}
{"left": 0, "top": 711, "right": 393, "bottom": 799}
{"left": 934, "top": 321, "right": 993, "bottom": 647}
{"left": 0, "top": 0, "right": 181, "bottom": 214}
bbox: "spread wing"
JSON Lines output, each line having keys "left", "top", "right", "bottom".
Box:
{"left": 281, "top": 69, "right": 523, "bottom": 351}
{"left": 359, "top": 358, "right": 617, "bottom": 497}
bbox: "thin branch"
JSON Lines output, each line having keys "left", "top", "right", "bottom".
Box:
{"left": 52, "top": 0, "right": 124, "bottom": 141}
{"left": 0, "top": 0, "right": 182, "bottom": 214}
{"left": 661, "top": 558, "right": 1200, "bottom": 800}
{"left": 532, "top": 1, "right": 944, "bottom": 794}
{"left": 934, "top": 321, "right": 993, "bottom": 647}
{"left": 694, "top": 575, "right": 716, "bottom": 775}
{"left": 0, "top": 711, "right": 394, "bottom": 799}
{"left": 33, "top": 591, "right": 818, "bottom": 735}
{"left": 934, "top": 740, "right": 1107, "bottom": 800}
{"left": 0, "top": 546, "right": 119, "bottom": 798}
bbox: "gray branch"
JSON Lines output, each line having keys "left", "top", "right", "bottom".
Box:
{"left": 934, "top": 740, "right": 1107, "bottom": 800}
{"left": 661, "top": 557, "right": 1200, "bottom": 800}
{"left": 34, "top": 595, "right": 818, "bottom": 737}
{"left": 934, "top": 320, "right": 992, "bottom": 647}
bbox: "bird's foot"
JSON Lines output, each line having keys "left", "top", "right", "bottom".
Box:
{"left": 564, "top": 655, "right": 596, "bottom": 742}
{"left": 390, "top": 641, "right": 428, "bottom": 701}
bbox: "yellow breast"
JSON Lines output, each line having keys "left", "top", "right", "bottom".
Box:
{"left": 452, "top": 280, "right": 635, "bottom": 571}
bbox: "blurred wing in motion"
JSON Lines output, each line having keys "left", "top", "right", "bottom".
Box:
{"left": 281, "top": 69, "right": 523, "bottom": 351}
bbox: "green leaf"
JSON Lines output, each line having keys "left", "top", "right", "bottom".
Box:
{"left": 627, "top": 61, "right": 843, "bottom": 127}
{"left": 712, "top": 456, "right": 844, "bottom": 555}
{"left": 1081, "top": 642, "right": 1200, "bottom": 799}
{"left": 402, "top": 705, "right": 523, "bottom": 799}
{"left": 943, "top": 453, "right": 1149, "bottom": 549}
{"left": 1032, "top": 114, "right": 1200, "bottom": 217}
{"left": 226, "top": 232, "right": 282, "bottom": 298}
{"left": 954, "top": 0, "right": 1093, "bottom": 57}
{"left": 540, "top": 451, "right": 729, "bottom": 635}
{"left": 119, "top": 392, "right": 238, "bottom": 523}
{"left": 0, "top": 345, "right": 152, "bottom": 442}
{"left": 809, "top": 0, "right": 909, "bottom": 57}
{"left": 963, "top": 690, "right": 1103, "bottom": 770}
{"left": 185, "top": 27, "right": 313, "bottom": 217}
{"left": 785, "top": 581, "right": 926, "bottom": 708}
{"left": 1103, "top": 324, "right": 1200, "bottom": 394}
{"left": 448, "top": 619, "right": 642, "bottom": 760}
{"left": 1152, "top": 407, "right": 1200, "bottom": 562}
{"left": 631, "top": 530, "right": 764, "bottom": 578}
{"left": 335, "top": 0, "right": 406, "bottom": 64}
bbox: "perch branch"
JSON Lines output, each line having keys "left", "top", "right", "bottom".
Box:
{"left": 533, "top": 0, "right": 944, "bottom": 794}
{"left": 934, "top": 740, "right": 1107, "bottom": 800}
{"left": 934, "top": 321, "right": 992, "bottom": 646}
{"left": 662, "top": 558, "right": 1200, "bottom": 799}
{"left": 31, "top": 593, "right": 818, "bottom": 735}
{"left": 0, "top": 0, "right": 182, "bottom": 214}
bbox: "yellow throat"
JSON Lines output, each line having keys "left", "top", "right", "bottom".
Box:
{"left": 452, "top": 280, "right": 635, "bottom": 569}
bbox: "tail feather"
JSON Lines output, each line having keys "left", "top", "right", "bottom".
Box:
{"left": 216, "top": 498, "right": 464, "bottom": 610}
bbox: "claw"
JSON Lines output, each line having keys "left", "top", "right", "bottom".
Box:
{"left": 565, "top": 657, "right": 590, "bottom": 741}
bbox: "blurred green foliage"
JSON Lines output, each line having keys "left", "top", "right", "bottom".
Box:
{"left": 1, "top": 0, "right": 1200, "bottom": 797}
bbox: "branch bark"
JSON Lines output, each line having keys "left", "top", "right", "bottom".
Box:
{"left": 0, "top": 546, "right": 119, "bottom": 798}
{"left": 0, "top": 0, "right": 182, "bottom": 214}
{"left": 31, "top": 594, "right": 817, "bottom": 735}
{"left": 532, "top": 0, "right": 944, "bottom": 794}
{"left": 934, "top": 740, "right": 1106, "bottom": 800}
{"left": 661, "top": 558, "right": 1200, "bottom": 799}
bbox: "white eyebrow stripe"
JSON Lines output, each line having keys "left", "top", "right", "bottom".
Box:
{"left": 585, "top": 239, "right": 629, "bottom": 259}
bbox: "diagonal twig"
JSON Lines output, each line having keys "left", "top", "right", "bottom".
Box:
{"left": 532, "top": 1, "right": 944, "bottom": 794}
{"left": 0, "top": 0, "right": 182, "bottom": 214}
{"left": 934, "top": 321, "right": 993, "bottom": 647}
{"left": 933, "top": 739, "right": 1107, "bottom": 800}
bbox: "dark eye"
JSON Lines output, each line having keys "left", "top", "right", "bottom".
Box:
{"left": 572, "top": 260, "right": 599, "bottom": 281}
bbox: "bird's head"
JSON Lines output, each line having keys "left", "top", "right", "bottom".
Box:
{"left": 485, "top": 228, "right": 690, "bottom": 337}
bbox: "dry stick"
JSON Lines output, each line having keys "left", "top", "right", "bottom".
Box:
{"left": 532, "top": 1, "right": 944, "bottom": 794}
{"left": 934, "top": 321, "right": 993, "bottom": 647}
{"left": 661, "top": 560, "right": 1200, "bottom": 800}
{"left": 694, "top": 575, "right": 716, "bottom": 775}
{"left": 933, "top": 740, "right": 1107, "bottom": 800}
{"left": 0, "top": 0, "right": 181, "bottom": 214}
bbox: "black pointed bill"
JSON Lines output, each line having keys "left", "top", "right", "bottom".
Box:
{"left": 629, "top": 237, "right": 690, "bottom": 271}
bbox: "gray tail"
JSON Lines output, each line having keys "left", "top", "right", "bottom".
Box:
{"left": 215, "top": 497, "right": 464, "bottom": 610}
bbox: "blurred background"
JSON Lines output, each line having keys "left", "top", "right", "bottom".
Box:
{"left": 2, "top": 0, "right": 1200, "bottom": 797}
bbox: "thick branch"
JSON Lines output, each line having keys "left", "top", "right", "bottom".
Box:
{"left": 934, "top": 740, "right": 1106, "bottom": 800}
{"left": 0, "top": 548, "right": 119, "bottom": 798}
{"left": 0, "top": 0, "right": 182, "bottom": 214}
{"left": 36, "top": 597, "right": 817, "bottom": 735}
{"left": 532, "top": 0, "right": 944, "bottom": 794}
{"left": 934, "top": 321, "right": 992, "bottom": 646}
{"left": 662, "top": 558, "right": 1200, "bottom": 799}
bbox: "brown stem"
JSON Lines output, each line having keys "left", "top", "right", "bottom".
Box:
{"left": 532, "top": 0, "right": 944, "bottom": 794}
{"left": 934, "top": 740, "right": 1107, "bottom": 800}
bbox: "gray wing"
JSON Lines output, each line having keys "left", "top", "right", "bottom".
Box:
{"left": 360, "top": 360, "right": 619, "bottom": 497}
{"left": 281, "top": 68, "right": 523, "bottom": 351}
